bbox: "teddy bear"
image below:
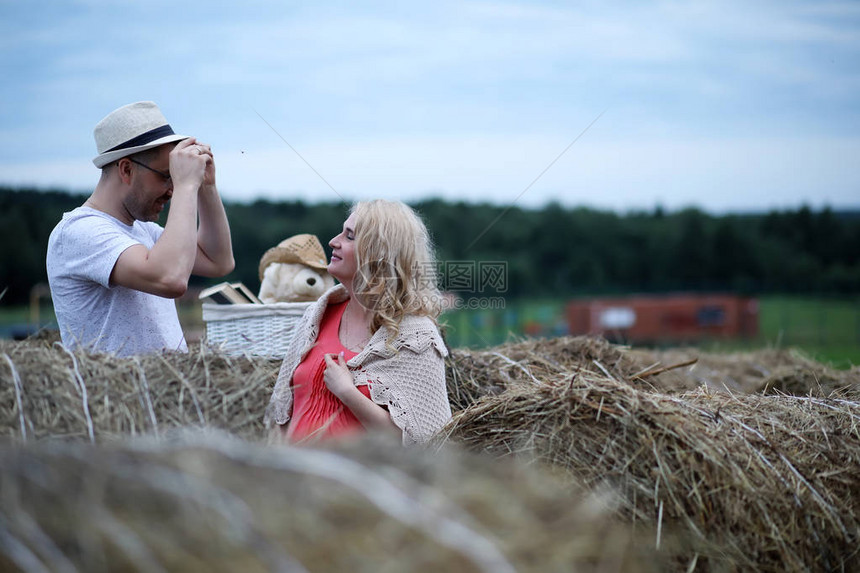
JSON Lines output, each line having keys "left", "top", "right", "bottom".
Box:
{"left": 258, "top": 234, "right": 335, "bottom": 303}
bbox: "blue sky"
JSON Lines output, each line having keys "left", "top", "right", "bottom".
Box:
{"left": 1, "top": 0, "right": 858, "bottom": 212}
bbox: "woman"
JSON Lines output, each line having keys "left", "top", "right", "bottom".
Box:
{"left": 265, "top": 200, "right": 452, "bottom": 445}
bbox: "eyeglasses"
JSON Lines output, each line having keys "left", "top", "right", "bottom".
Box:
{"left": 127, "top": 158, "right": 171, "bottom": 182}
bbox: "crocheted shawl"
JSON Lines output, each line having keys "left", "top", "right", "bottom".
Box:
{"left": 264, "top": 285, "right": 452, "bottom": 445}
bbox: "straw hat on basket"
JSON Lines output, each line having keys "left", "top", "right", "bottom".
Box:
{"left": 258, "top": 234, "right": 329, "bottom": 281}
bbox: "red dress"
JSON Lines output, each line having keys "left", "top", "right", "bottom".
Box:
{"left": 286, "top": 300, "right": 372, "bottom": 442}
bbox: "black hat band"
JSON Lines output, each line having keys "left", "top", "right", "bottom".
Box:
{"left": 106, "top": 124, "right": 176, "bottom": 152}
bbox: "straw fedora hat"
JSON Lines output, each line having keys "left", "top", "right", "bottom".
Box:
{"left": 259, "top": 234, "right": 330, "bottom": 281}
{"left": 92, "top": 101, "right": 188, "bottom": 168}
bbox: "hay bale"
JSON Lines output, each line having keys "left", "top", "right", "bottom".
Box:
{"left": 758, "top": 364, "right": 860, "bottom": 397}
{"left": 0, "top": 432, "right": 660, "bottom": 573}
{"left": 446, "top": 336, "right": 858, "bottom": 412}
{"left": 0, "top": 340, "right": 280, "bottom": 441}
{"left": 446, "top": 336, "right": 648, "bottom": 412}
{"left": 443, "top": 370, "right": 860, "bottom": 572}
{"left": 642, "top": 347, "right": 860, "bottom": 396}
{"left": 2, "top": 336, "right": 855, "bottom": 443}
{"left": 2, "top": 336, "right": 859, "bottom": 571}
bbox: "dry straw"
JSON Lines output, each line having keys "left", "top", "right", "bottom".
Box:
{"left": 0, "top": 432, "right": 660, "bottom": 572}
{"left": 1, "top": 334, "right": 859, "bottom": 571}
{"left": 445, "top": 335, "right": 859, "bottom": 411}
{"left": 443, "top": 339, "right": 860, "bottom": 572}
{"left": 0, "top": 339, "right": 280, "bottom": 441}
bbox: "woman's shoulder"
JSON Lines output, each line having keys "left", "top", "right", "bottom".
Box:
{"left": 377, "top": 314, "right": 448, "bottom": 357}
{"left": 397, "top": 313, "right": 438, "bottom": 330}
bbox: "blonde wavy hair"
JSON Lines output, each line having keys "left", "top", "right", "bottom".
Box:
{"left": 350, "top": 200, "right": 442, "bottom": 338}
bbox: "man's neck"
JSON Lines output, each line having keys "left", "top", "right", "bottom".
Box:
{"left": 86, "top": 180, "right": 134, "bottom": 225}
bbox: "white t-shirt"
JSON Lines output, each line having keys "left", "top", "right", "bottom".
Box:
{"left": 46, "top": 206, "right": 188, "bottom": 356}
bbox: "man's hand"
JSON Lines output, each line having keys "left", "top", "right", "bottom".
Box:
{"left": 169, "top": 138, "right": 208, "bottom": 192}
{"left": 189, "top": 137, "right": 234, "bottom": 278}
{"left": 195, "top": 141, "right": 216, "bottom": 188}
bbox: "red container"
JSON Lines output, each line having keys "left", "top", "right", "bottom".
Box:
{"left": 566, "top": 294, "right": 758, "bottom": 343}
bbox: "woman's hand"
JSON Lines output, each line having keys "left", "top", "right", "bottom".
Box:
{"left": 323, "top": 352, "right": 354, "bottom": 399}
{"left": 324, "top": 351, "right": 401, "bottom": 435}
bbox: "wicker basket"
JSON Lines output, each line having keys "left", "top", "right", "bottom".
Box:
{"left": 202, "top": 302, "right": 311, "bottom": 358}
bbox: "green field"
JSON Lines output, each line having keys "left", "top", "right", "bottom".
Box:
{"left": 756, "top": 297, "right": 860, "bottom": 368}
{"left": 3, "top": 295, "right": 859, "bottom": 368}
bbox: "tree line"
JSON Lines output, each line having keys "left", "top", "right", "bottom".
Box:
{"left": 2, "top": 186, "right": 858, "bottom": 305}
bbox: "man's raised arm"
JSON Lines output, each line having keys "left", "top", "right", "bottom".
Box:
{"left": 191, "top": 142, "right": 234, "bottom": 277}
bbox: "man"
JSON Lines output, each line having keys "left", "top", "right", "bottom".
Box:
{"left": 46, "top": 101, "right": 234, "bottom": 355}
